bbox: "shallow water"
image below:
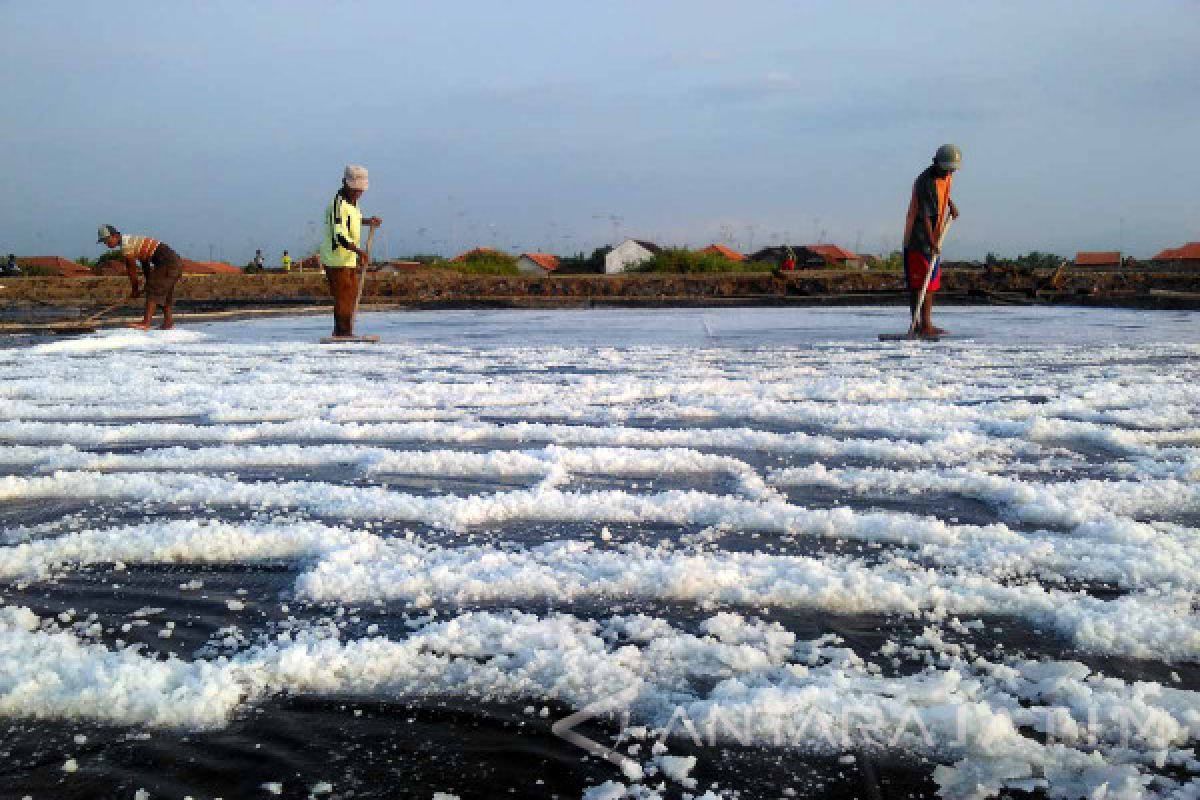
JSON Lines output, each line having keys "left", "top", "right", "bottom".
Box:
{"left": 1, "top": 307, "right": 1198, "bottom": 799}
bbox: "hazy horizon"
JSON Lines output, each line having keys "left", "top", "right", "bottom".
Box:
{"left": 2, "top": 1, "right": 1197, "bottom": 264}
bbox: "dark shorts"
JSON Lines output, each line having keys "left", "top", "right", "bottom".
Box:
{"left": 145, "top": 243, "right": 184, "bottom": 304}
{"left": 904, "top": 248, "right": 941, "bottom": 294}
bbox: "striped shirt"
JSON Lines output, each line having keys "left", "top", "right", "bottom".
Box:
{"left": 119, "top": 234, "right": 162, "bottom": 262}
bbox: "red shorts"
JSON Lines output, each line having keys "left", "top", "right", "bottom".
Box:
{"left": 904, "top": 249, "right": 941, "bottom": 293}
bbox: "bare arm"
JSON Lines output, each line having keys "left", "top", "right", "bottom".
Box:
{"left": 124, "top": 255, "right": 142, "bottom": 298}
{"left": 922, "top": 213, "right": 939, "bottom": 255}
{"left": 353, "top": 219, "right": 382, "bottom": 264}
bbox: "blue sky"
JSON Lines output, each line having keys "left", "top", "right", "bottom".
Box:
{"left": 2, "top": 1, "right": 1197, "bottom": 262}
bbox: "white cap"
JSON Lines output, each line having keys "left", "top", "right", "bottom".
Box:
{"left": 343, "top": 164, "right": 369, "bottom": 191}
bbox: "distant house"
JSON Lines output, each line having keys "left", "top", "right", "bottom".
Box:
{"left": 516, "top": 253, "right": 560, "bottom": 274}
{"left": 805, "top": 244, "right": 863, "bottom": 269}
{"left": 1152, "top": 242, "right": 1200, "bottom": 269}
{"left": 748, "top": 247, "right": 806, "bottom": 268}
{"left": 604, "top": 239, "right": 661, "bottom": 274}
{"left": 94, "top": 258, "right": 240, "bottom": 276}
{"left": 1074, "top": 251, "right": 1122, "bottom": 269}
{"left": 15, "top": 256, "right": 93, "bottom": 277}
{"left": 748, "top": 246, "right": 824, "bottom": 269}
{"left": 182, "top": 260, "right": 242, "bottom": 275}
{"left": 699, "top": 244, "right": 746, "bottom": 262}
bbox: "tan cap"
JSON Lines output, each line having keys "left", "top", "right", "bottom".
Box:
{"left": 343, "top": 164, "right": 369, "bottom": 191}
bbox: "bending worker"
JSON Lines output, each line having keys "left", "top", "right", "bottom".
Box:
{"left": 320, "top": 165, "right": 382, "bottom": 338}
{"left": 903, "top": 144, "right": 961, "bottom": 335}
{"left": 97, "top": 224, "right": 184, "bottom": 330}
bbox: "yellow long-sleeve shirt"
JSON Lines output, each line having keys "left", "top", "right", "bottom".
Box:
{"left": 319, "top": 192, "right": 362, "bottom": 268}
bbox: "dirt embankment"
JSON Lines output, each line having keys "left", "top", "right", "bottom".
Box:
{"left": 2, "top": 268, "right": 1199, "bottom": 319}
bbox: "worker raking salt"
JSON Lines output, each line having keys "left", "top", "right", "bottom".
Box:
{"left": 320, "top": 165, "right": 382, "bottom": 340}
{"left": 902, "top": 144, "right": 961, "bottom": 336}
{"left": 96, "top": 224, "right": 185, "bottom": 330}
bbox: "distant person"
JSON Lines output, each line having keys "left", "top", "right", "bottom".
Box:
{"left": 4, "top": 254, "right": 19, "bottom": 276}
{"left": 281, "top": 250, "right": 292, "bottom": 273}
{"left": 319, "top": 165, "right": 382, "bottom": 337}
{"left": 782, "top": 245, "right": 797, "bottom": 272}
{"left": 97, "top": 224, "right": 184, "bottom": 330}
{"left": 253, "top": 249, "right": 265, "bottom": 271}
{"left": 902, "top": 144, "right": 961, "bottom": 335}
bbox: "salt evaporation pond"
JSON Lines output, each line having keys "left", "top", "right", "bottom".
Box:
{"left": 1, "top": 306, "right": 1198, "bottom": 800}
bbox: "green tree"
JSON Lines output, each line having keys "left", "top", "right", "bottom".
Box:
{"left": 557, "top": 246, "right": 611, "bottom": 274}
{"left": 634, "top": 248, "right": 772, "bottom": 274}
{"left": 447, "top": 249, "right": 520, "bottom": 275}
{"left": 1015, "top": 251, "right": 1063, "bottom": 271}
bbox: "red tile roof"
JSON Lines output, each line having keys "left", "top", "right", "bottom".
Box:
{"left": 16, "top": 256, "right": 94, "bottom": 277}
{"left": 520, "top": 253, "right": 560, "bottom": 271}
{"left": 1075, "top": 251, "right": 1121, "bottom": 266}
{"left": 699, "top": 244, "right": 746, "bottom": 262}
{"left": 95, "top": 258, "right": 240, "bottom": 276}
{"left": 92, "top": 260, "right": 125, "bottom": 276}
{"left": 805, "top": 244, "right": 860, "bottom": 264}
{"left": 1153, "top": 242, "right": 1200, "bottom": 261}
{"left": 182, "top": 260, "right": 243, "bottom": 275}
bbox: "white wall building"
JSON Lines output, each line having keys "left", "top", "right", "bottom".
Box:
{"left": 604, "top": 239, "right": 661, "bottom": 274}
{"left": 516, "top": 253, "right": 560, "bottom": 274}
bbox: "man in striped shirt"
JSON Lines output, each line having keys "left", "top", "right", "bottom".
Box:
{"left": 97, "top": 224, "right": 185, "bottom": 330}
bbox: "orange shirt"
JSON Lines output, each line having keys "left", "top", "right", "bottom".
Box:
{"left": 903, "top": 166, "right": 954, "bottom": 253}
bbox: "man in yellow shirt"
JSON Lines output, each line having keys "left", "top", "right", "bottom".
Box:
{"left": 320, "top": 165, "right": 381, "bottom": 337}
{"left": 281, "top": 250, "right": 292, "bottom": 273}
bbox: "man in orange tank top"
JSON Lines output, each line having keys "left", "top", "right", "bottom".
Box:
{"left": 902, "top": 144, "right": 961, "bottom": 335}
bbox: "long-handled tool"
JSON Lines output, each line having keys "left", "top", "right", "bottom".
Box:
{"left": 49, "top": 300, "right": 127, "bottom": 336}
{"left": 351, "top": 224, "right": 377, "bottom": 321}
{"left": 320, "top": 225, "right": 380, "bottom": 344}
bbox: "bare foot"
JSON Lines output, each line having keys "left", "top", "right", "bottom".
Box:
{"left": 159, "top": 323, "right": 175, "bottom": 331}
{"left": 127, "top": 322, "right": 152, "bottom": 331}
